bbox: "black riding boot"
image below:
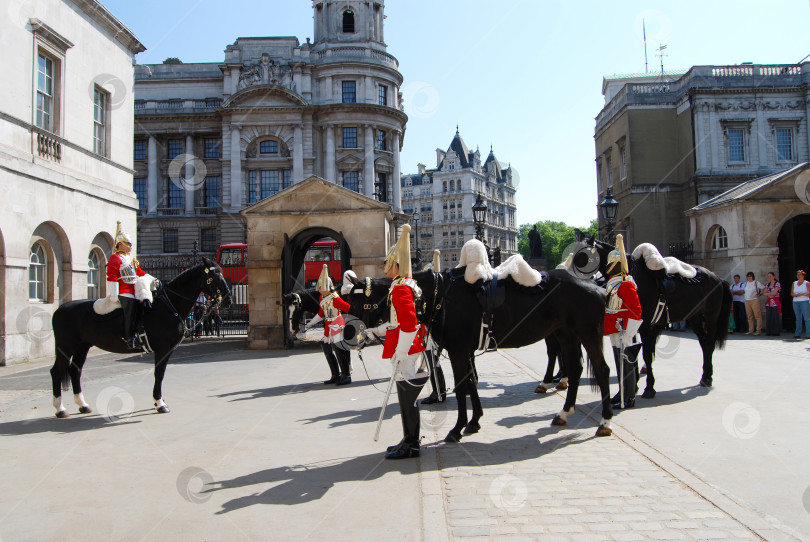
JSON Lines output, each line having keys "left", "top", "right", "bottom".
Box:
{"left": 612, "top": 345, "right": 640, "bottom": 409}
{"left": 386, "top": 376, "right": 428, "bottom": 459}
{"left": 336, "top": 347, "right": 352, "bottom": 386}
{"left": 119, "top": 297, "right": 141, "bottom": 349}
{"left": 421, "top": 352, "right": 446, "bottom": 404}
{"left": 321, "top": 342, "right": 340, "bottom": 384}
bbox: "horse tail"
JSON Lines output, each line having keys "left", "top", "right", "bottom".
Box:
{"left": 715, "top": 283, "right": 733, "bottom": 350}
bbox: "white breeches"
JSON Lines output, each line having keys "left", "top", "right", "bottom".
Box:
{"left": 391, "top": 352, "right": 427, "bottom": 381}
{"left": 608, "top": 318, "right": 642, "bottom": 347}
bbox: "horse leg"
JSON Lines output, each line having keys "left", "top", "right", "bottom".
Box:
{"left": 640, "top": 330, "right": 657, "bottom": 399}
{"left": 551, "top": 338, "right": 583, "bottom": 427}
{"left": 582, "top": 336, "right": 614, "bottom": 436}
{"left": 535, "top": 338, "right": 558, "bottom": 393}
{"left": 50, "top": 346, "right": 72, "bottom": 418}
{"left": 463, "top": 375, "right": 483, "bottom": 435}
{"left": 69, "top": 344, "right": 93, "bottom": 414}
{"left": 694, "top": 319, "right": 714, "bottom": 387}
{"left": 153, "top": 349, "right": 172, "bottom": 413}
{"left": 445, "top": 352, "right": 470, "bottom": 443}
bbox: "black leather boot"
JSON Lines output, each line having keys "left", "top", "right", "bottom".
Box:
{"left": 321, "top": 342, "right": 340, "bottom": 384}
{"left": 336, "top": 347, "right": 352, "bottom": 386}
{"left": 612, "top": 345, "right": 640, "bottom": 409}
{"left": 422, "top": 363, "right": 447, "bottom": 404}
{"left": 386, "top": 377, "right": 428, "bottom": 459}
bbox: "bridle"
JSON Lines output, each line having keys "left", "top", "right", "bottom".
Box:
{"left": 352, "top": 277, "right": 389, "bottom": 328}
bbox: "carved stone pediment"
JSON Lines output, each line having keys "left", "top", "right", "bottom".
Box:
{"left": 237, "top": 52, "right": 294, "bottom": 91}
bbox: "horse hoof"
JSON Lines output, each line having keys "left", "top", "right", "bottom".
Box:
{"left": 641, "top": 389, "right": 656, "bottom": 399}
{"left": 551, "top": 415, "right": 567, "bottom": 426}
{"left": 463, "top": 422, "right": 481, "bottom": 435}
{"left": 156, "top": 405, "right": 170, "bottom": 414}
{"left": 555, "top": 381, "right": 568, "bottom": 390}
{"left": 534, "top": 384, "right": 549, "bottom": 394}
{"left": 78, "top": 406, "right": 93, "bottom": 414}
{"left": 444, "top": 431, "right": 462, "bottom": 443}
{"left": 55, "top": 411, "right": 69, "bottom": 419}
{"left": 699, "top": 378, "right": 712, "bottom": 388}
{"left": 595, "top": 425, "right": 612, "bottom": 437}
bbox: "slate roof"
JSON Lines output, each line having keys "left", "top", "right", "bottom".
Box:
{"left": 690, "top": 162, "right": 809, "bottom": 211}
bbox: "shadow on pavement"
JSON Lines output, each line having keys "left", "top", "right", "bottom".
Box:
{"left": 0, "top": 412, "right": 146, "bottom": 435}
{"left": 207, "top": 429, "right": 583, "bottom": 514}
{"left": 214, "top": 377, "right": 389, "bottom": 403}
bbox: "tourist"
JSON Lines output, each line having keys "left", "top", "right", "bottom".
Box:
{"left": 791, "top": 270, "right": 810, "bottom": 339}
{"left": 763, "top": 272, "right": 781, "bottom": 336}
{"left": 743, "top": 272, "right": 764, "bottom": 335}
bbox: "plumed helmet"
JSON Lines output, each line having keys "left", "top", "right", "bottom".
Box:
{"left": 424, "top": 249, "right": 441, "bottom": 272}
{"left": 316, "top": 264, "right": 333, "bottom": 292}
{"left": 606, "top": 234, "right": 629, "bottom": 276}
{"left": 384, "top": 224, "right": 411, "bottom": 277}
{"left": 114, "top": 220, "right": 133, "bottom": 249}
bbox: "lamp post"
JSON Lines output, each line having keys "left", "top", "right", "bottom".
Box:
{"left": 472, "top": 193, "right": 487, "bottom": 242}
{"left": 599, "top": 187, "right": 619, "bottom": 245}
{"left": 411, "top": 208, "right": 421, "bottom": 266}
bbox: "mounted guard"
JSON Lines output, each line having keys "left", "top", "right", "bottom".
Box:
{"left": 604, "top": 234, "right": 643, "bottom": 409}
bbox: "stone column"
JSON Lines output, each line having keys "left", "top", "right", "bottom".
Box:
{"left": 325, "top": 124, "right": 336, "bottom": 183}
{"left": 392, "top": 130, "right": 402, "bottom": 212}
{"left": 365, "top": 75, "right": 374, "bottom": 103}
{"left": 230, "top": 125, "right": 242, "bottom": 211}
{"left": 364, "top": 124, "right": 375, "bottom": 198}
{"left": 147, "top": 136, "right": 158, "bottom": 215}
{"left": 293, "top": 124, "right": 304, "bottom": 184}
{"left": 184, "top": 135, "right": 195, "bottom": 215}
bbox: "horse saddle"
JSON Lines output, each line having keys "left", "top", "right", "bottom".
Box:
{"left": 476, "top": 272, "right": 507, "bottom": 314}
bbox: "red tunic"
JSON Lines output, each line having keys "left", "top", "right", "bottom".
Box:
{"left": 604, "top": 278, "right": 642, "bottom": 336}
{"left": 317, "top": 293, "right": 351, "bottom": 338}
{"left": 382, "top": 281, "right": 426, "bottom": 359}
{"left": 106, "top": 253, "right": 147, "bottom": 296}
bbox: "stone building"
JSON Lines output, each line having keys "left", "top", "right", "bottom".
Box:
{"left": 0, "top": 0, "right": 144, "bottom": 365}
{"left": 400, "top": 130, "right": 518, "bottom": 268}
{"left": 133, "top": 0, "right": 407, "bottom": 259}
{"left": 594, "top": 63, "right": 810, "bottom": 251}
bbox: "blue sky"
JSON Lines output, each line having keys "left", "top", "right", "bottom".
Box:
{"left": 101, "top": 0, "right": 810, "bottom": 228}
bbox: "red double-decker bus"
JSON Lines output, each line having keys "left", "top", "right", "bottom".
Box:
{"left": 216, "top": 243, "right": 248, "bottom": 285}
{"left": 304, "top": 240, "right": 341, "bottom": 288}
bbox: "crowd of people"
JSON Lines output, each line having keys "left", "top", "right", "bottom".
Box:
{"left": 192, "top": 293, "right": 224, "bottom": 337}
{"left": 729, "top": 269, "right": 809, "bottom": 339}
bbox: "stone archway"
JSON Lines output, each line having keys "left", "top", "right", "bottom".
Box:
{"left": 778, "top": 214, "right": 810, "bottom": 331}
{"left": 283, "top": 227, "right": 352, "bottom": 293}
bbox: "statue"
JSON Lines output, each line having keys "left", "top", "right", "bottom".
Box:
{"left": 528, "top": 225, "right": 543, "bottom": 258}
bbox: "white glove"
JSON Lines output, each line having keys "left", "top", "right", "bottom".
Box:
{"left": 307, "top": 314, "right": 324, "bottom": 328}
{"left": 395, "top": 330, "right": 417, "bottom": 356}
{"left": 366, "top": 323, "right": 390, "bottom": 338}
{"left": 106, "top": 281, "right": 119, "bottom": 303}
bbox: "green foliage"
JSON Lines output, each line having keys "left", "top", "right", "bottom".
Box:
{"left": 518, "top": 218, "right": 599, "bottom": 268}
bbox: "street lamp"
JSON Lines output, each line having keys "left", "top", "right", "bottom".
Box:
{"left": 599, "top": 187, "right": 619, "bottom": 244}
{"left": 411, "top": 208, "right": 421, "bottom": 266}
{"left": 472, "top": 193, "right": 488, "bottom": 242}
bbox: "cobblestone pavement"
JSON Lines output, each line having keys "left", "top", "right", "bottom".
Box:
{"left": 420, "top": 347, "right": 800, "bottom": 541}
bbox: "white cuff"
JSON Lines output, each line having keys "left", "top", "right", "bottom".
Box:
{"left": 307, "top": 314, "right": 324, "bottom": 327}
{"left": 395, "top": 330, "right": 417, "bottom": 356}
{"left": 106, "top": 281, "right": 118, "bottom": 301}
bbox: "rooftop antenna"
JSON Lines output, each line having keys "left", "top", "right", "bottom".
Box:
{"left": 656, "top": 43, "right": 668, "bottom": 81}
{"left": 643, "top": 19, "right": 648, "bottom": 73}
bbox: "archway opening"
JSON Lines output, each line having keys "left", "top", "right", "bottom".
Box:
{"left": 777, "top": 214, "right": 810, "bottom": 331}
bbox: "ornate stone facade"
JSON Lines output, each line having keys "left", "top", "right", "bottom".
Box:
{"left": 133, "top": 0, "right": 407, "bottom": 260}
{"left": 595, "top": 64, "right": 810, "bottom": 250}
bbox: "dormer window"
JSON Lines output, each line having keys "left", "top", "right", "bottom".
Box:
{"left": 342, "top": 10, "right": 355, "bottom": 33}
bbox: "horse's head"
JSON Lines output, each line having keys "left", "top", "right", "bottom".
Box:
{"left": 282, "top": 292, "right": 304, "bottom": 334}
{"left": 201, "top": 257, "right": 232, "bottom": 308}
{"left": 342, "top": 274, "right": 391, "bottom": 329}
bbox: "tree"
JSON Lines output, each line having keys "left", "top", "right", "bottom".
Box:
{"left": 517, "top": 219, "right": 598, "bottom": 268}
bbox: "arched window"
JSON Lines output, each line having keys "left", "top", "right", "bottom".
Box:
{"left": 342, "top": 10, "right": 355, "bottom": 33}
{"left": 87, "top": 251, "right": 100, "bottom": 299}
{"left": 457, "top": 179, "right": 461, "bottom": 192}
{"left": 711, "top": 226, "right": 728, "bottom": 250}
{"left": 443, "top": 181, "right": 447, "bottom": 193}
{"left": 29, "top": 243, "right": 47, "bottom": 301}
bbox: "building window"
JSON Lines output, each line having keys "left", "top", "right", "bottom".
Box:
{"left": 727, "top": 129, "right": 746, "bottom": 163}
{"left": 167, "top": 139, "right": 184, "bottom": 159}
{"left": 162, "top": 229, "right": 179, "bottom": 253}
{"left": 711, "top": 226, "right": 728, "bottom": 250}
{"left": 87, "top": 251, "right": 100, "bottom": 299}
{"left": 376, "top": 173, "right": 387, "bottom": 202}
{"left": 619, "top": 146, "right": 627, "bottom": 180}
{"left": 134, "top": 177, "right": 147, "bottom": 215}
{"left": 283, "top": 169, "right": 291, "bottom": 190}
{"left": 776, "top": 128, "right": 794, "bottom": 162}
{"left": 93, "top": 87, "right": 108, "bottom": 156}
{"left": 29, "top": 243, "right": 47, "bottom": 301}
{"left": 167, "top": 178, "right": 183, "bottom": 209}
{"left": 377, "top": 130, "right": 386, "bottom": 151}
{"left": 342, "top": 127, "right": 357, "bottom": 148}
{"left": 260, "top": 170, "right": 281, "bottom": 198}
{"left": 203, "top": 176, "right": 220, "bottom": 209}
{"left": 260, "top": 140, "right": 278, "bottom": 154}
{"left": 342, "top": 81, "right": 356, "bottom": 103}
{"left": 204, "top": 138, "right": 221, "bottom": 158}
{"left": 36, "top": 52, "right": 56, "bottom": 131}
{"left": 134, "top": 140, "right": 146, "bottom": 161}
{"left": 342, "top": 10, "right": 355, "bottom": 33}
{"left": 343, "top": 171, "right": 359, "bottom": 192}
{"left": 606, "top": 155, "right": 614, "bottom": 188}
{"left": 200, "top": 228, "right": 217, "bottom": 253}
{"left": 248, "top": 170, "right": 257, "bottom": 204}
{"left": 378, "top": 85, "right": 387, "bottom": 106}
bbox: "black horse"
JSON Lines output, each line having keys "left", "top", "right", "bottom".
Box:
{"left": 49, "top": 257, "right": 232, "bottom": 418}
{"left": 343, "top": 266, "right": 614, "bottom": 442}
{"left": 575, "top": 233, "right": 731, "bottom": 396}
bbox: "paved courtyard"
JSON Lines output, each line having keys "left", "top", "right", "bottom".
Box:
{"left": 0, "top": 331, "right": 807, "bottom": 541}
